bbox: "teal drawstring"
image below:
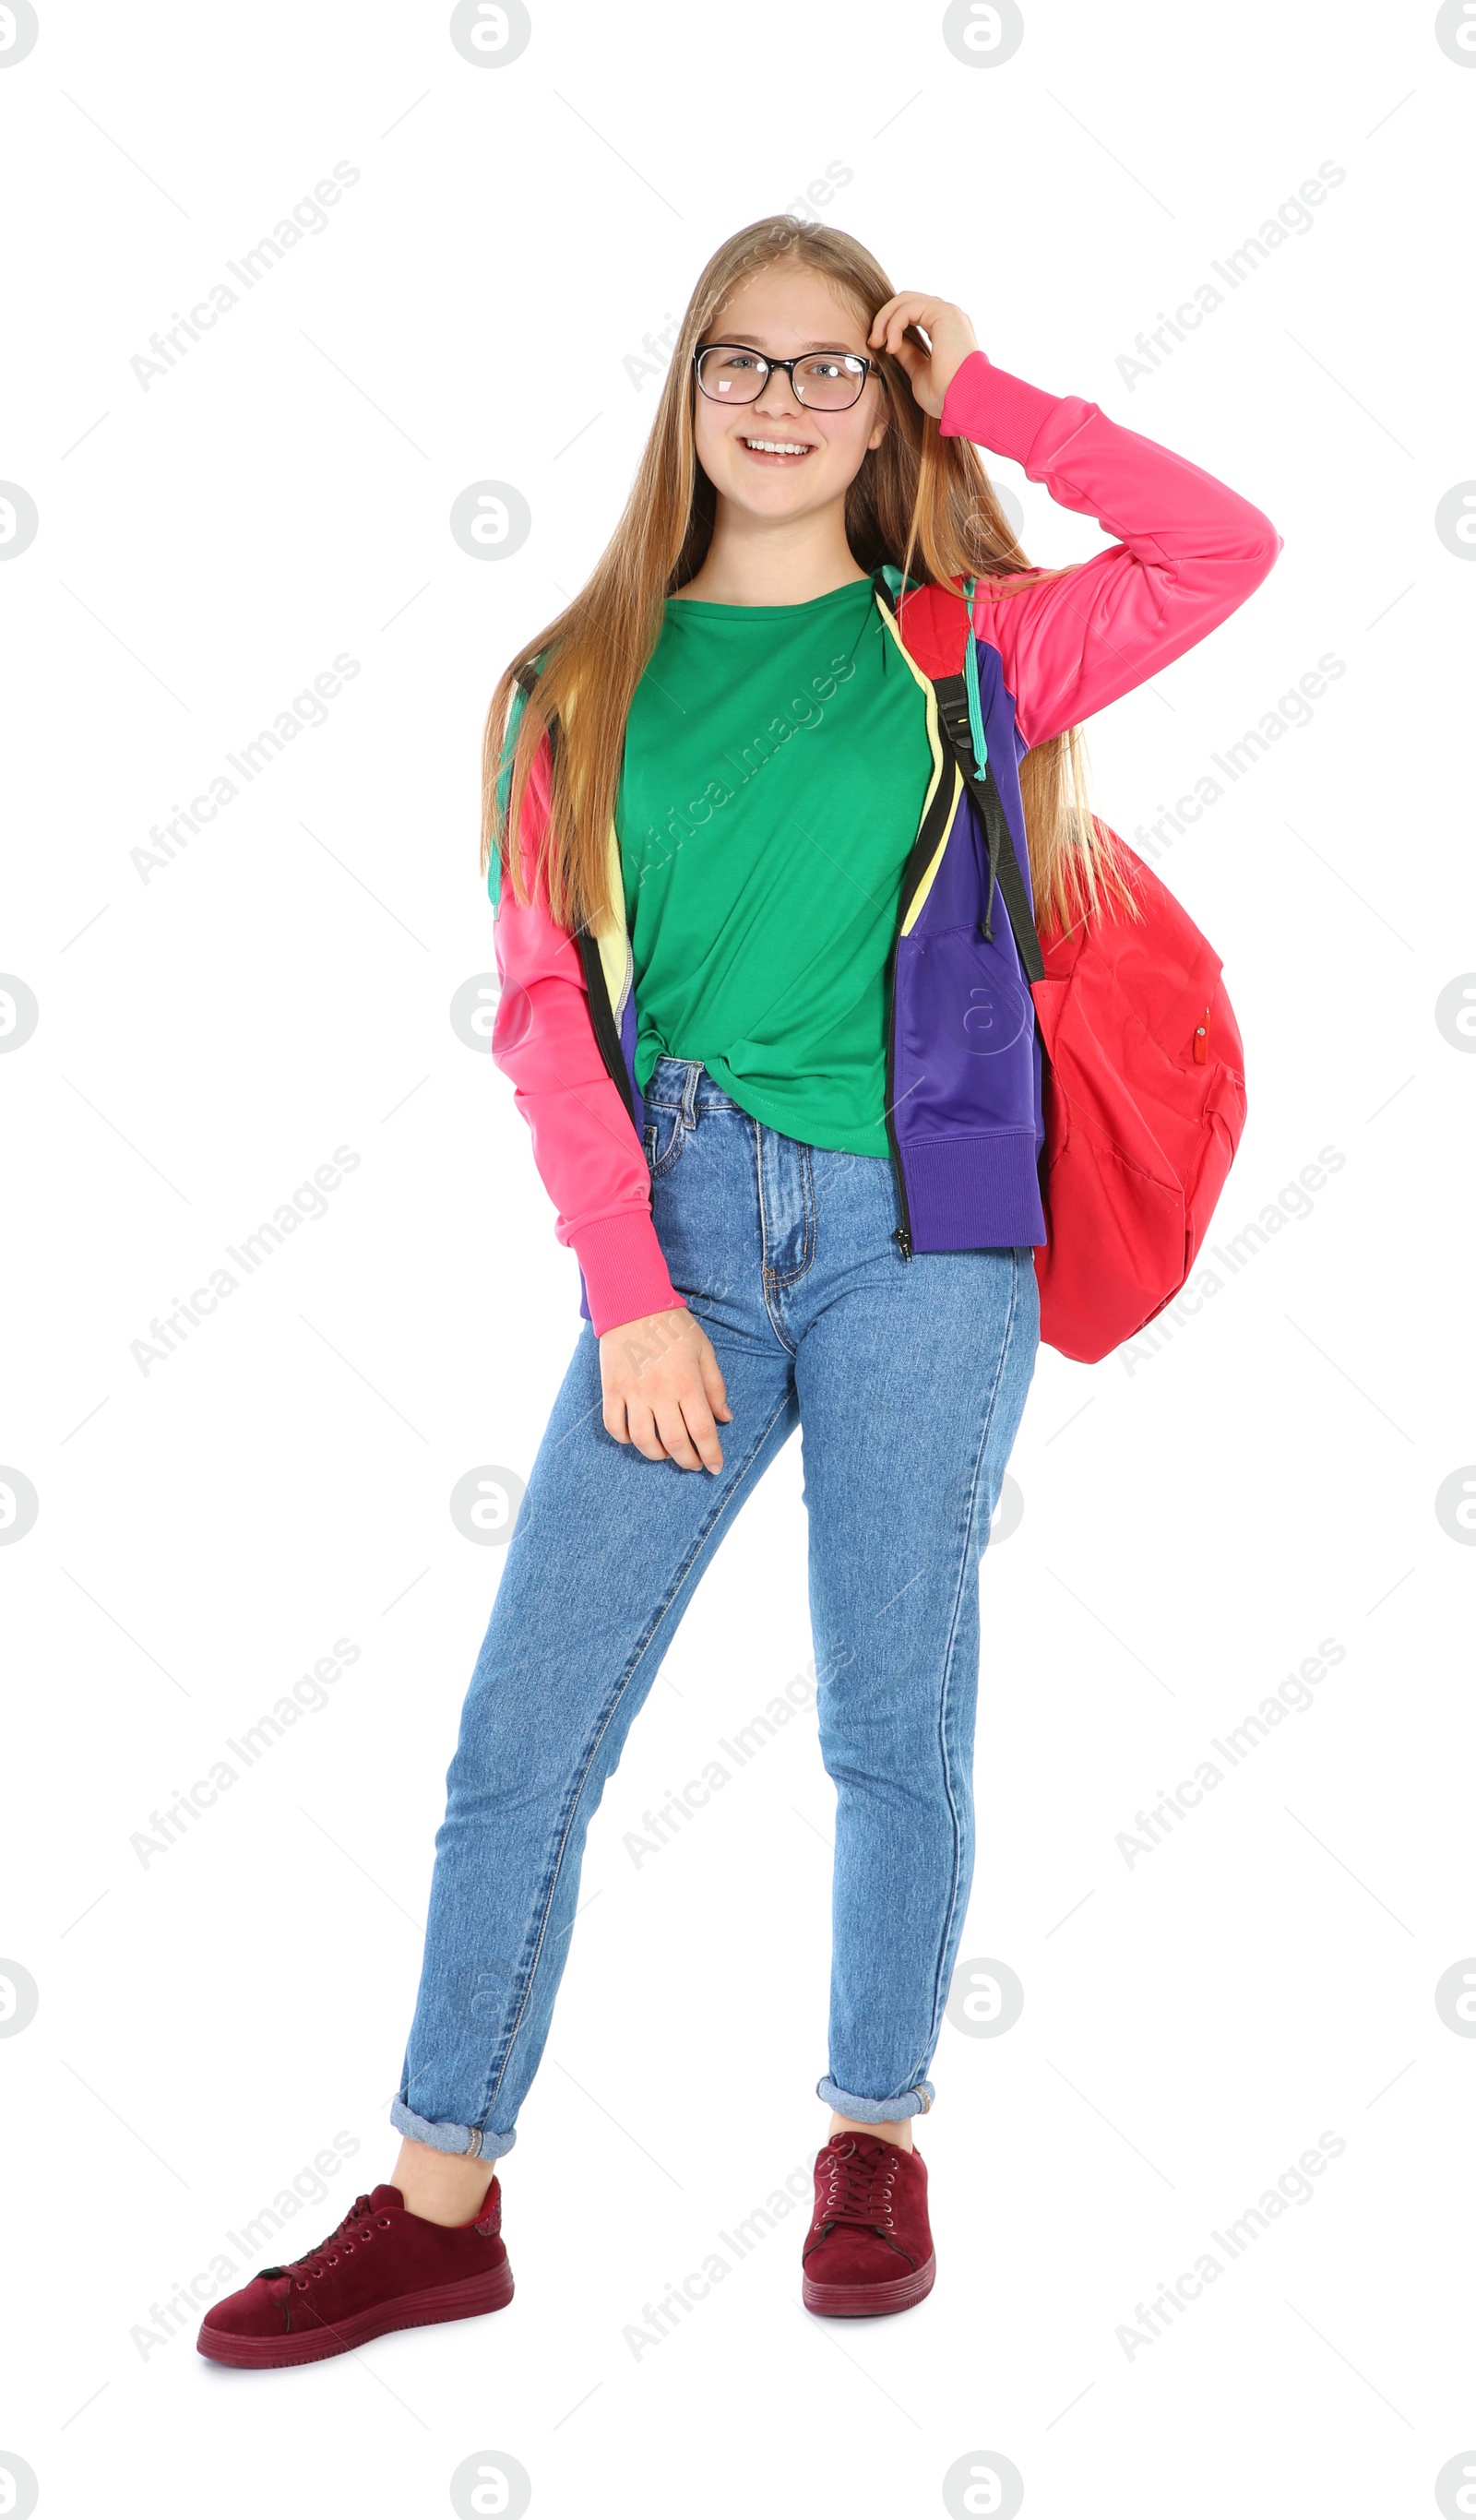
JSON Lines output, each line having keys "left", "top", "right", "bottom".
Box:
{"left": 959, "top": 574, "right": 1002, "bottom": 942}
{"left": 961, "top": 575, "right": 989, "bottom": 779}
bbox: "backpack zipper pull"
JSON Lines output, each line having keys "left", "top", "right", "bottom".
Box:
{"left": 1193, "top": 1011, "right": 1209, "bottom": 1065}
{"left": 893, "top": 1223, "right": 913, "bottom": 1262}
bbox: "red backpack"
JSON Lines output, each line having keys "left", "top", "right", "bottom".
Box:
{"left": 1029, "top": 835, "right": 1247, "bottom": 1363}
{"left": 916, "top": 594, "right": 1248, "bottom": 1366}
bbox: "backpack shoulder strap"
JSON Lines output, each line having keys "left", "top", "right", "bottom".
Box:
{"left": 876, "top": 568, "right": 1044, "bottom": 983}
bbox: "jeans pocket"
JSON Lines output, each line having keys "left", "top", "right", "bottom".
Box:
{"left": 643, "top": 1108, "right": 689, "bottom": 1179}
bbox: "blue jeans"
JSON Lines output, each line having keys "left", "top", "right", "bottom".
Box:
{"left": 392, "top": 1059, "right": 1040, "bottom": 2158}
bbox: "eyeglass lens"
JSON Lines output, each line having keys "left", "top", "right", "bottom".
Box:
{"left": 696, "top": 347, "right": 867, "bottom": 410}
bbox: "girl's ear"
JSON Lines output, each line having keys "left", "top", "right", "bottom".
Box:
{"left": 863, "top": 356, "right": 893, "bottom": 453}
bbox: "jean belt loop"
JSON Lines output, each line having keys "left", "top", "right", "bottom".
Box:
{"left": 682, "top": 1060, "right": 702, "bottom": 1130}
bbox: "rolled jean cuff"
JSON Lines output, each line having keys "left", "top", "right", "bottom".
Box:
{"left": 389, "top": 2095, "right": 517, "bottom": 2160}
{"left": 816, "top": 2075, "right": 934, "bottom": 2121}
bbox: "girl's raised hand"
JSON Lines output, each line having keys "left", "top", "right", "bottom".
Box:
{"left": 868, "top": 293, "right": 980, "bottom": 422}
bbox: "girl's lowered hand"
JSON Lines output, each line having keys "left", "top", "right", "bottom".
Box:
{"left": 600, "top": 1306, "right": 732, "bottom": 1473}
{"left": 868, "top": 292, "right": 980, "bottom": 422}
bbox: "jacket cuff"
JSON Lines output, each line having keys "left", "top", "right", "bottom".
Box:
{"left": 938, "top": 350, "right": 1062, "bottom": 467}
{"left": 571, "top": 1210, "right": 686, "bottom": 1339}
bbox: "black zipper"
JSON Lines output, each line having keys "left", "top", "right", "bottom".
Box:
{"left": 884, "top": 759, "right": 960, "bottom": 1262}
{"left": 884, "top": 928, "right": 916, "bottom": 1262}
{"left": 537, "top": 705, "right": 652, "bottom": 1219}
{"left": 575, "top": 923, "right": 667, "bottom": 1236}
{"left": 576, "top": 928, "right": 636, "bottom": 1123}
{"left": 540, "top": 687, "right": 636, "bottom": 1127}
{"left": 875, "top": 574, "right": 958, "bottom": 1265}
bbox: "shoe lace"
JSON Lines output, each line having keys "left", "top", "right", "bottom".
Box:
{"left": 815, "top": 2137, "right": 901, "bottom": 2236}
{"left": 260, "top": 2193, "right": 390, "bottom": 2286}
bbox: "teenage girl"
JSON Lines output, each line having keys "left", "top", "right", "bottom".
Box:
{"left": 199, "top": 216, "right": 1278, "bottom": 2365}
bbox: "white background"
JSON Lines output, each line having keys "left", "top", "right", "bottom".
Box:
{"left": 3, "top": 2, "right": 1473, "bottom": 2514}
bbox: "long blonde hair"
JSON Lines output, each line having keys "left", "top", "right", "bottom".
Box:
{"left": 482, "top": 214, "right": 1121, "bottom": 939}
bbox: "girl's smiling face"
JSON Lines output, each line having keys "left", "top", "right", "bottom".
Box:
{"left": 692, "top": 261, "right": 888, "bottom": 522}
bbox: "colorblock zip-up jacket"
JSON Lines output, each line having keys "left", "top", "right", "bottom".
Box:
{"left": 489, "top": 350, "right": 1280, "bottom": 1336}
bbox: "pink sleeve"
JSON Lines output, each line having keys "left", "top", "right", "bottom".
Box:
{"left": 491, "top": 734, "right": 685, "bottom": 1337}
{"left": 938, "top": 350, "right": 1281, "bottom": 748}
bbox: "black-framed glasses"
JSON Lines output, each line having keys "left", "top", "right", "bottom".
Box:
{"left": 692, "top": 342, "right": 876, "bottom": 412}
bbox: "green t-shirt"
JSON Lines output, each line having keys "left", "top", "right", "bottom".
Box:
{"left": 615, "top": 577, "right": 934, "bottom": 1159}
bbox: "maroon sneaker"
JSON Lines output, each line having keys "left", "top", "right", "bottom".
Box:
{"left": 802, "top": 2132, "right": 935, "bottom": 2317}
{"left": 196, "top": 2181, "right": 513, "bottom": 2369}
